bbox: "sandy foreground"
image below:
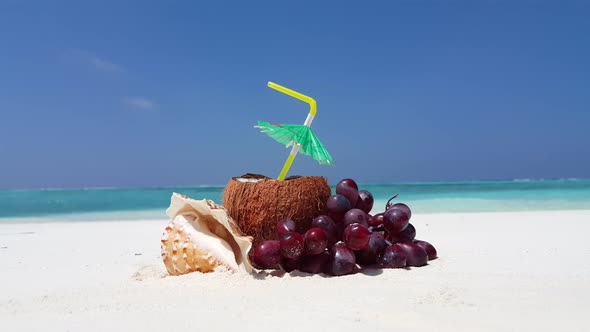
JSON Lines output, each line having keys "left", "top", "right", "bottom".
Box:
{"left": 1, "top": 210, "right": 589, "bottom": 332}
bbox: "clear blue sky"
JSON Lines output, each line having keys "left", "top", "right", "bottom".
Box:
{"left": 0, "top": 1, "right": 589, "bottom": 189}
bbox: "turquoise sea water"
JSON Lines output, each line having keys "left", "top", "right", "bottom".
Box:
{"left": 1, "top": 180, "right": 589, "bottom": 223}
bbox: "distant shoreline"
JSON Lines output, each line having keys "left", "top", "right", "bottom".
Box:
{"left": 1, "top": 178, "right": 588, "bottom": 192}
{"left": 1, "top": 180, "right": 589, "bottom": 221}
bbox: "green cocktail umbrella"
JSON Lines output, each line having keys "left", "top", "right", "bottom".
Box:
{"left": 256, "top": 82, "right": 334, "bottom": 180}
{"left": 256, "top": 121, "right": 334, "bottom": 166}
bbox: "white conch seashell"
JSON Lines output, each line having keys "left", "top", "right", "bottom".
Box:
{"left": 161, "top": 193, "right": 253, "bottom": 275}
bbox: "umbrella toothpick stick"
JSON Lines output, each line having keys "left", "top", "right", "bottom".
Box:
{"left": 267, "top": 82, "right": 317, "bottom": 181}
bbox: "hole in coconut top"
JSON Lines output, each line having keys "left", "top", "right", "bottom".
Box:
{"left": 233, "top": 173, "right": 303, "bottom": 182}
{"left": 235, "top": 178, "right": 265, "bottom": 183}
{"left": 233, "top": 173, "right": 268, "bottom": 182}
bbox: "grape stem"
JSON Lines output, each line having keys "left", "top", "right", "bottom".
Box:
{"left": 385, "top": 194, "right": 399, "bottom": 210}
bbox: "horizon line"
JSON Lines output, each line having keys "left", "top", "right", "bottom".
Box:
{"left": 0, "top": 178, "right": 587, "bottom": 192}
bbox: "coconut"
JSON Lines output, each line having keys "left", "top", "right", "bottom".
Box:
{"left": 222, "top": 173, "right": 331, "bottom": 245}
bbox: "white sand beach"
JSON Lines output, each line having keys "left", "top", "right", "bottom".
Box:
{"left": 1, "top": 210, "right": 589, "bottom": 331}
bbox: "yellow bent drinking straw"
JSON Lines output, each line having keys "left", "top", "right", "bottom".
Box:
{"left": 267, "top": 81, "right": 317, "bottom": 181}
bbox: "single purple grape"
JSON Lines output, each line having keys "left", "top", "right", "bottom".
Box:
{"left": 252, "top": 240, "right": 281, "bottom": 269}
{"left": 304, "top": 228, "right": 328, "bottom": 255}
{"left": 343, "top": 208, "right": 369, "bottom": 228}
{"left": 356, "top": 232, "right": 388, "bottom": 266}
{"left": 326, "top": 194, "right": 352, "bottom": 222}
{"left": 391, "top": 203, "right": 412, "bottom": 220}
{"left": 280, "top": 232, "right": 304, "bottom": 259}
{"left": 388, "top": 223, "right": 416, "bottom": 243}
{"left": 276, "top": 218, "right": 296, "bottom": 238}
{"left": 413, "top": 240, "right": 437, "bottom": 260}
{"left": 299, "top": 251, "right": 330, "bottom": 274}
{"left": 402, "top": 223, "right": 416, "bottom": 239}
{"left": 337, "top": 178, "right": 358, "bottom": 190}
{"left": 392, "top": 242, "right": 428, "bottom": 267}
{"left": 336, "top": 179, "right": 359, "bottom": 207}
{"left": 311, "top": 215, "right": 338, "bottom": 246}
{"left": 377, "top": 244, "right": 407, "bottom": 268}
{"left": 280, "top": 257, "right": 300, "bottom": 272}
{"left": 383, "top": 207, "right": 410, "bottom": 235}
{"left": 368, "top": 212, "right": 384, "bottom": 227}
{"left": 355, "top": 190, "right": 374, "bottom": 214}
{"left": 329, "top": 242, "right": 356, "bottom": 276}
{"left": 343, "top": 223, "right": 370, "bottom": 250}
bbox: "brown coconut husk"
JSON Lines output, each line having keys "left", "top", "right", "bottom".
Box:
{"left": 222, "top": 173, "right": 331, "bottom": 245}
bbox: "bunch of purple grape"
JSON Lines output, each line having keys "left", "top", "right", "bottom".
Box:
{"left": 251, "top": 178, "right": 437, "bottom": 276}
